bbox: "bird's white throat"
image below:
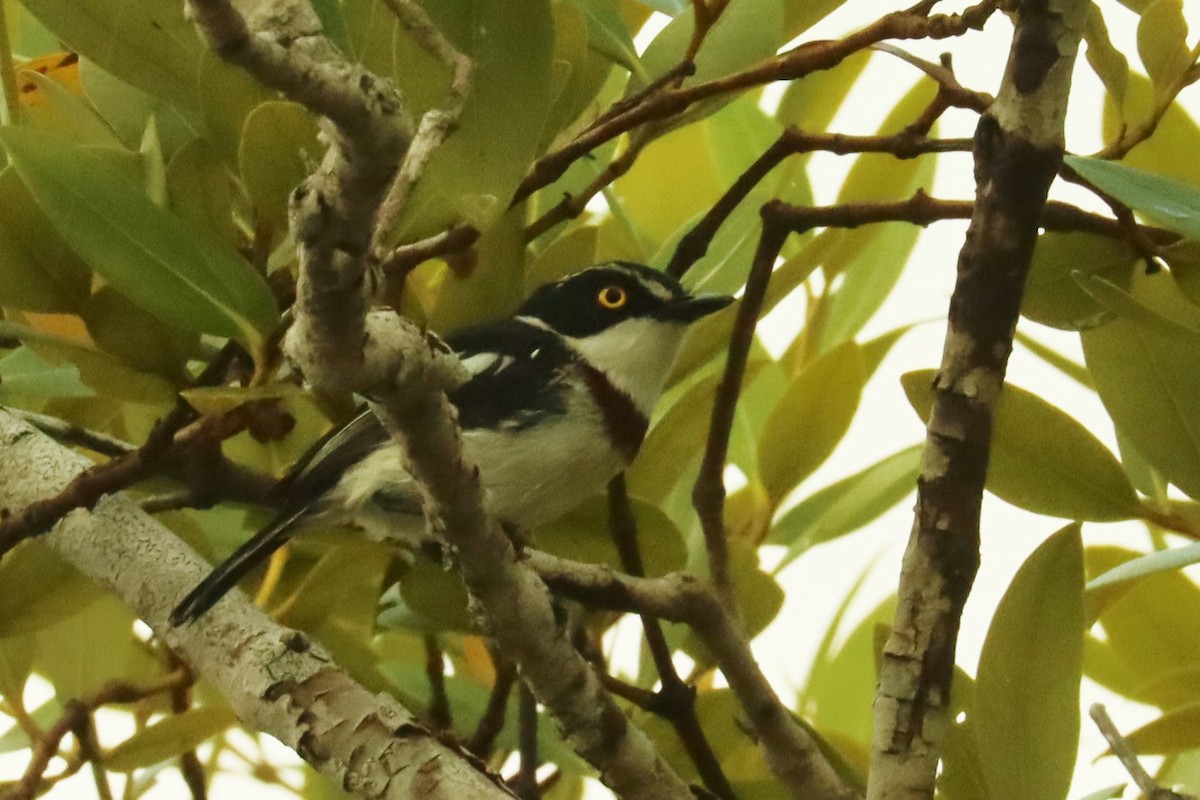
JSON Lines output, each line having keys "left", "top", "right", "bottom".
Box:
{"left": 558, "top": 316, "right": 688, "bottom": 416}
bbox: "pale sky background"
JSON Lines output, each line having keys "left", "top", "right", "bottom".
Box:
{"left": 4, "top": 1, "right": 1200, "bottom": 798}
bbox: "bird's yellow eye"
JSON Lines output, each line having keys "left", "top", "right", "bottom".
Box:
{"left": 598, "top": 286, "right": 627, "bottom": 309}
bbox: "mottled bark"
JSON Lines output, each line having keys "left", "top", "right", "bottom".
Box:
{"left": 866, "top": 2, "right": 1088, "bottom": 799}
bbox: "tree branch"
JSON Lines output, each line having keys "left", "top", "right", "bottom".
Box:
{"left": 866, "top": 2, "right": 1088, "bottom": 798}
{"left": 608, "top": 476, "right": 735, "bottom": 800}
{"left": 0, "top": 410, "right": 513, "bottom": 800}
{"left": 512, "top": 0, "right": 997, "bottom": 206}
{"left": 527, "top": 550, "right": 857, "bottom": 800}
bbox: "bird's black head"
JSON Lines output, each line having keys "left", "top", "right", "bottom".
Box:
{"left": 517, "top": 262, "right": 732, "bottom": 337}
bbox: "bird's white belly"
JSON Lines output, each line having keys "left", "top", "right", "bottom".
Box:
{"left": 337, "top": 394, "right": 626, "bottom": 537}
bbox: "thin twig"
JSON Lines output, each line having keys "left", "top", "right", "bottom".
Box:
{"left": 375, "top": 225, "right": 482, "bottom": 288}
{"left": 524, "top": 137, "right": 647, "bottom": 242}
{"left": 465, "top": 661, "right": 517, "bottom": 758}
{"left": 10, "top": 670, "right": 192, "bottom": 800}
{"left": 693, "top": 214, "right": 789, "bottom": 610}
{"left": 373, "top": 0, "right": 475, "bottom": 247}
{"left": 7, "top": 409, "right": 135, "bottom": 458}
{"left": 608, "top": 476, "right": 735, "bottom": 800}
{"left": 167, "top": 653, "right": 207, "bottom": 800}
{"left": 516, "top": 683, "right": 540, "bottom": 800}
{"left": 527, "top": 550, "right": 857, "bottom": 800}
{"left": 1093, "top": 41, "right": 1200, "bottom": 160}
{"left": 667, "top": 129, "right": 971, "bottom": 278}
{"left": 72, "top": 712, "right": 114, "bottom": 800}
{"left": 512, "top": 0, "right": 998, "bottom": 205}
{"left": 1089, "top": 704, "right": 1196, "bottom": 800}
{"left": 423, "top": 633, "right": 453, "bottom": 731}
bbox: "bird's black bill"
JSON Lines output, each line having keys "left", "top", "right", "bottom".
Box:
{"left": 655, "top": 293, "right": 734, "bottom": 323}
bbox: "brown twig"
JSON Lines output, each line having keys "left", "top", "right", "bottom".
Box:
{"left": 1089, "top": 704, "right": 1196, "bottom": 800}
{"left": 524, "top": 137, "right": 647, "bottom": 243}
{"left": 516, "top": 682, "right": 540, "bottom": 800}
{"left": 6, "top": 409, "right": 134, "bottom": 458}
{"left": 465, "top": 661, "right": 517, "bottom": 758}
{"left": 527, "top": 550, "right": 857, "bottom": 800}
{"left": 867, "top": 1, "right": 1086, "bottom": 796}
{"left": 692, "top": 213, "right": 788, "bottom": 610}
{"left": 423, "top": 633, "right": 453, "bottom": 731}
{"left": 667, "top": 129, "right": 972, "bottom": 278}
{"left": 167, "top": 653, "right": 208, "bottom": 800}
{"left": 511, "top": 0, "right": 997, "bottom": 206}
{"left": 1092, "top": 41, "right": 1200, "bottom": 160}
{"left": 607, "top": 476, "right": 735, "bottom": 800}
{"left": 10, "top": 670, "right": 192, "bottom": 800}
{"left": 375, "top": 225, "right": 482, "bottom": 287}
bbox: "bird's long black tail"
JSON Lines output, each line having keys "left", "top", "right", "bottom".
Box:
{"left": 169, "top": 508, "right": 309, "bottom": 626}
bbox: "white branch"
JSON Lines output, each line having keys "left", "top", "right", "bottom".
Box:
{"left": 0, "top": 409, "right": 511, "bottom": 800}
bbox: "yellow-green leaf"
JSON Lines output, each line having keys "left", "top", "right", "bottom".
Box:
{"left": 1123, "top": 702, "right": 1200, "bottom": 755}
{"left": 901, "top": 371, "right": 1141, "bottom": 520}
{"left": 1022, "top": 232, "right": 1138, "bottom": 330}
{"left": 1136, "top": 0, "right": 1191, "bottom": 91}
{"left": 759, "top": 341, "right": 865, "bottom": 506}
{"left": 1081, "top": 270, "right": 1200, "bottom": 499}
{"left": 0, "top": 128, "right": 278, "bottom": 347}
{"left": 974, "top": 524, "right": 1084, "bottom": 800}
{"left": 105, "top": 708, "right": 239, "bottom": 771}
{"left": 239, "top": 101, "right": 320, "bottom": 236}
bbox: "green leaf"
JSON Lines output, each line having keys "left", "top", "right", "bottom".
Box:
{"left": 1088, "top": 541, "right": 1200, "bottom": 591}
{"left": 1081, "top": 269, "right": 1200, "bottom": 499}
{"left": 1073, "top": 783, "right": 1126, "bottom": 800}
{"left": 1083, "top": 4, "right": 1130, "bottom": 125}
{"left": 105, "top": 707, "right": 239, "bottom": 771}
{"left": 1123, "top": 702, "right": 1200, "bottom": 755}
{"left": 1065, "top": 154, "right": 1200, "bottom": 239}
{"left": 1137, "top": 0, "right": 1191, "bottom": 91}
{"left": 17, "top": 0, "right": 203, "bottom": 109}
{"left": 82, "top": 287, "right": 197, "bottom": 377}
{"left": 0, "top": 346, "right": 94, "bottom": 399}
{"left": 1022, "top": 232, "right": 1138, "bottom": 330}
{"left": 0, "top": 541, "right": 105, "bottom": 637}
{"left": 777, "top": 50, "right": 870, "bottom": 141}
{"left": 1163, "top": 238, "right": 1200, "bottom": 306}
{"left": 166, "top": 139, "right": 238, "bottom": 251}
{"left": 0, "top": 166, "right": 91, "bottom": 313}
{"left": 769, "top": 445, "right": 920, "bottom": 570}
{"left": 0, "top": 697, "right": 61, "bottom": 754}
{"left": 1102, "top": 71, "right": 1200, "bottom": 184}
{"left": 238, "top": 101, "right": 320, "bottom": 237}
{"left": 759, "top": 341, "right": 865, "bottom": 506}
{"left": 974, "top": 524, "right": 1084, "bottom": 800}
{"left": 564, "top": 0, "right": 643, "bottom": 77}
{"left": 0, "top": 128, "right": 278, "bottom": 347}
{"left": 804, "top": 592, "right": 896, "bottom": 764}
{"left": 901, "top": 371, "right": 1141, "bottom": 521}
{"left": 784, "top": 0, "right": 849, "bottom": 39}
{"left": 1088, "top": 545, "right": 1200, "bottom": 708}
{"left": 535, "top": 495, "right": 686, "bottom": 577}
{"left": 392, "top": 0, "right": 555, "bottom": 239}
{"left": 0, "top": 633, "right": 36, "bottom": 702}
{"left": 16, "top": 68, "right": 122, "bottom": 146}
{"left": 79, "top": 58, "right": 200, "bottom": 156}
{"left": 33, "top": 596, "right": 140, "bottom": 698}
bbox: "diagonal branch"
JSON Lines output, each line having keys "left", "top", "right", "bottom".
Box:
{"left": 0, "top": 410, "right": 513, "bottom": 800}
{"left": 527, "top": 550, "right": 857, "bottom": 800}
{"left": 866, "top": 2, "right": 1088, "bottom": 798}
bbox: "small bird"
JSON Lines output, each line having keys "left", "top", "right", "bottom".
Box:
{"left": 171, "top": 261, "right": 732, "bottom": 625}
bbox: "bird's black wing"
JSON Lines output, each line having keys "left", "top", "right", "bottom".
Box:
{"left": 171, "top": 319, "right": 572, "bottom": 625}
{"left": 445, "top": 319, "right": 576, "bottom": 430}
